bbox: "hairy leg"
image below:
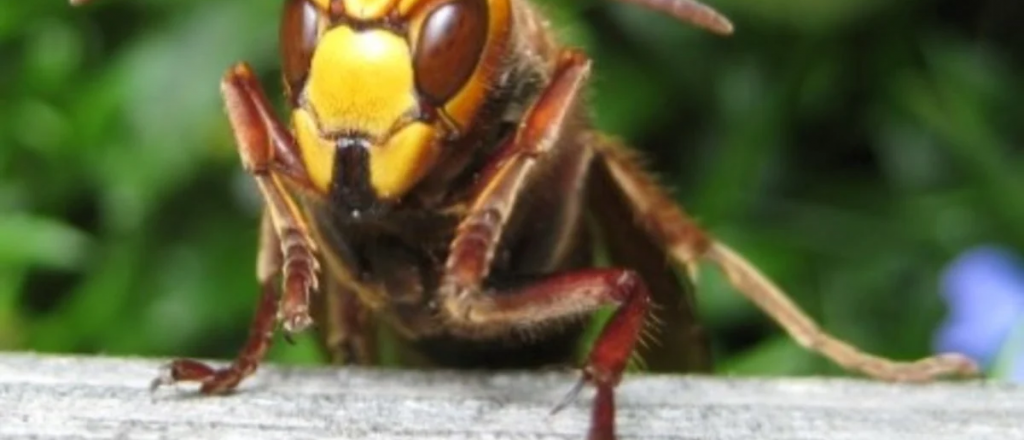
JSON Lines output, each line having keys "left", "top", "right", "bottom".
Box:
{"left": 152, "top": 64, "right": 322, "bottom": 393}
{"left": 588, "top": 134, "right": 979, "bottom": 382}
{"left": 437, "top": 49, "right": 645, "bottom": 440}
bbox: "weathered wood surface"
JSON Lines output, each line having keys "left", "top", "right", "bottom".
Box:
{"left": 0, "top": 353, "right": 1021, "bottom": 439}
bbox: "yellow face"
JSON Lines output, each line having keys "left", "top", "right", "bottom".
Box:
{"left": 280, "top": 0, "right": 511, "bottom": 204}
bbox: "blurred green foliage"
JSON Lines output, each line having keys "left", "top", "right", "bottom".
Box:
{"left": 2, "top": 0, "right": 1022, "bottom": 376}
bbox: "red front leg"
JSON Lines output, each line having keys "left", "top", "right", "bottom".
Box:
{"left": 442, "top": 269, "right": 651, "bottom": 440}
{"left": 437, "top": 49, "right": 644, "bottom": 439}
{"left": 151, "top": 64, "right": 321, "bottom": 394}
{"left": 152, "top": 214, "right": 283, "bottom": 394}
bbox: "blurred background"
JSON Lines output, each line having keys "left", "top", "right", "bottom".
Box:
{"left": 2, "top": 0, "right": 1023, "bottom": 379}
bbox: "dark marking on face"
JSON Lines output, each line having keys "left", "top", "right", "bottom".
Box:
{"left": 331, "top": 137, "right": 380, "bottom": 216}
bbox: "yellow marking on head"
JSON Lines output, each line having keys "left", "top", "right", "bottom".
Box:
{"left": 305, "top": 27, "right": 417, "bottom": 138}
{"left": 398, "top": 0, "right": 440, "bottom": 15}
{"left": 369, "top": 122, "right": 440, "bottom": 199}
{"left": 292, "top": 108, "right": 336, "bottom": 193}
{"left": 344, "top": 0, "right": 398, "bottom": 19}
{"left": 310, "top": 0, "right": 331, "bottom": 10}
{"left": 293, "top": 108, "right": 442, "bottom": 200}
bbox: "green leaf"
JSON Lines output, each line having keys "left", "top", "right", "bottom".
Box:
{"left": 0, "top": 215, "right": 90, "bottom": 270}
{"left": 717, "top": 336, "right": 818, "bottom": 376}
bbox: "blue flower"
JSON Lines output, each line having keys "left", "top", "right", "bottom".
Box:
{"left": 934, "top": 245, "right": 1024, "bottom": 381}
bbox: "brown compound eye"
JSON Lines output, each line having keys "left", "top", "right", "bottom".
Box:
{"left": 280, "top": 0, "right": 322, "bottom": 98}
{"left": 412, "top": 0, "right": 488, "bottom": 107}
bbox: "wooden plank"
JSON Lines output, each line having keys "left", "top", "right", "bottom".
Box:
{"left": 0, "top": 353, "right": 1020, "bottom": 439}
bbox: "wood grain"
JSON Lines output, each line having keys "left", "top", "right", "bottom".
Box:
{"left": 0, "top": 353, "right": 1020, "bottom": 439}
